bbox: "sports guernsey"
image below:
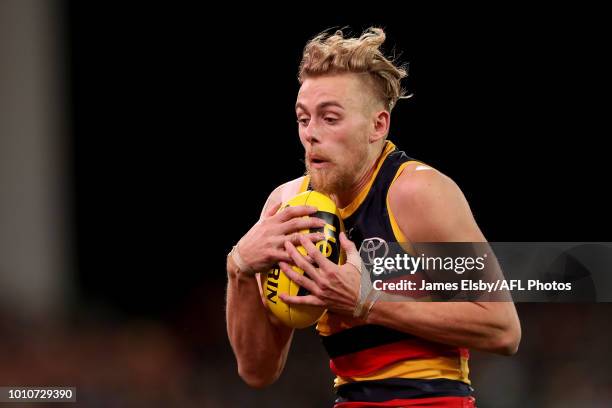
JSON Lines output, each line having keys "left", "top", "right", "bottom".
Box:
{"left": 298, "top": 141, "right": 475, "bottom": 408}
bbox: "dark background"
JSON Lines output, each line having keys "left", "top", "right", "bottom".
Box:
{"left": 65, "top": 5, "right": 611, "bottom": 317}
{"left": 1, "top": 2, "right": 610, "bottom": 406}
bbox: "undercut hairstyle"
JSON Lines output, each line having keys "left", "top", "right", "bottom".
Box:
{"left": 298, "top": 27, "right": 408, "bottom": 111}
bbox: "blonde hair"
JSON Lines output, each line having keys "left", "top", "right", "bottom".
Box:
{"left": 298, "top": 27, "right": 408, "bottom": 111}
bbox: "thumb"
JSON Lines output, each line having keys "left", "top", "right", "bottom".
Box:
{"left": 341, "top": 232, "right": 362, "bottom": 274}
{"left": 340, "top": 231, "right": 359, "bottom": 258}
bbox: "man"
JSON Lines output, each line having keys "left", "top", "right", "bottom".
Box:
{"left": 226, "top": 27, "right": 521, "bottom": 407}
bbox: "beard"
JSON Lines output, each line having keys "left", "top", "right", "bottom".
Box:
{"left": 305, "top": 142, "right": 369, "bottom": 196}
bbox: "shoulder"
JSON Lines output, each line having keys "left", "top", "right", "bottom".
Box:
{"left": 270, "top": 176, "right": 307, "bottom": 203}
{"left": 260, "top": 176, "right": 308, "bottom": 218}
{"left": 389, "top": 162, "right": 462, "bottom": 210}
{"left": 278, "top": 176, "right": 308, "bottom": 203}
{"left": 388, "top": 162, "right": 483, "bottom": 242}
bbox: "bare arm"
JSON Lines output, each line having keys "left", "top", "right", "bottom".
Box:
{"left": 371, "top": 164, "right": 521, "bottom": 355}
{"left": 278, "top": 166, "right": 521, "bottom": 355}
{"left": 226, "top": 252, "right": 293, "bottom": 387}
{"left": 226, "top": 179, "right": 324, "bottom": 387}
{"left": 367, "top": 300, "right": 520, "bottom": 354}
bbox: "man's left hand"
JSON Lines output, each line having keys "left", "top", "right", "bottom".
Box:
{"left": 279, "top": 232, "right": 362, "bottom": 316}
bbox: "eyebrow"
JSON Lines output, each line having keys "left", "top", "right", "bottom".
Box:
{"left": 295, "top": 101, "right": 345, "bottom": 112}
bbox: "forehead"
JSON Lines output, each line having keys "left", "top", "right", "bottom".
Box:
{"left": 296, "top": 74, "right": 366, "bottom": 109}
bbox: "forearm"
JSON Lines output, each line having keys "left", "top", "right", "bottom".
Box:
{"left": 226, "top": 262, "right": 293, "bottom": 386}
{"left": 366, "top": 300, "right": 520, "bottom": 355}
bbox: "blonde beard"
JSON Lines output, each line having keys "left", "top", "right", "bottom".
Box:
{"left": 305, "top": 146, "right": 369, "bottom": 196}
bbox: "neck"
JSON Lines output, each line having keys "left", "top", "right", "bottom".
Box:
{"left": 332, "top": 144, "right": 385, "bottom": 209}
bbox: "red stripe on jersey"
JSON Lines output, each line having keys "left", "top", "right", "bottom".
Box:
{"left": 335, "top": 396, "right": 476, "bottom": 407}
{"left": 330, "top": 339, "right": 463, "bottom": 377}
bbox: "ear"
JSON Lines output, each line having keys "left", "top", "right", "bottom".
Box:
{"left": 369, "top": 110, "right": 390, "bottom": 143}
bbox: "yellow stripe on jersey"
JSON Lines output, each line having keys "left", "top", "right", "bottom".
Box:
{"left": 333, "top": 356, "right": 471, "bottom": 388}
{"left": 386, "top": 160, "right": 431, "bottom": 254}
{"left": 298, "top": 175, "right": 310, "bottom": 193}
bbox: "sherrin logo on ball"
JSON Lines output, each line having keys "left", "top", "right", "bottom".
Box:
{"left": 264, "top": 191, "right": 345, "bottom": 329}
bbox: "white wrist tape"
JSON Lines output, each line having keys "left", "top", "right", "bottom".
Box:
{"left": 229, "top": 242, "right": 254, "bottom": 275}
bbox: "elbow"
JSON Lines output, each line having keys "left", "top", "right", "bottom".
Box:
{"left": 494, "top": 332, "right": 520, "bottom": 356}
{"left": 492, "top": 320, "right": 521, "bottom": 356}
{"left": 238, "top": 365, "right": 280, "bottom": 389}
{"left": 240, "top": 375, "right": 277, "bottom": 389}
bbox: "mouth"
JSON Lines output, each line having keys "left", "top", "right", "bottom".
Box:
{"left": 308, "top": 154, "right": 331, "bottom": 169}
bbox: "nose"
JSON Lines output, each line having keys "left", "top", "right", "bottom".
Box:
{"left": 303, "top": 121, "right": 321, "bottom": 145}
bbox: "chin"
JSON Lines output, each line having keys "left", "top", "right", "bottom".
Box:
{"left": 309, "top": 170, "right": 348, "bottom": 195}
{"left": 308, "top": 170, "right": 331, "bottom": 193}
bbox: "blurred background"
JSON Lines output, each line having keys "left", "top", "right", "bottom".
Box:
{"left": 1, "top": 1, "right": 610, "bottom": 407}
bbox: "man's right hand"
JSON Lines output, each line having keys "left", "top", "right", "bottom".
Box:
{"left": 234, "top": 203, "right": 326, "bottom": 275}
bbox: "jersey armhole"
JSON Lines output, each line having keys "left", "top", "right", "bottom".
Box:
{"left": 386, "top": 160, "right": 421, "bottom": 254}
{"left": 298, "top": 175, "right": 310, "bottom": 193}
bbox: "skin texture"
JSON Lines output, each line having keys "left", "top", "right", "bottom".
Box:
{"left": 225, "top": 179, "right": 320, "bottom": 388}
{"left": 296, "top": 74, "right": 389, "bottom": 207}
{"left": 226, "top": 72, "right": 521, "bottom": 388}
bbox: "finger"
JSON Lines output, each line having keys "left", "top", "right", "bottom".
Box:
{"left": 276, "top": 205, "right": 318, "bottom": 223}
{"left": 306, "top": 232, "right": 325, "bottom": 244}
{"left": 264, "top": 201, "right": 282, "bottom": 218}
{"left": 279, "top": 293, "right": 325, "bottom": 307}
{"left": 279, "top": 262, "right": 320, "bottom": 295}
{"left": 286, "top": 232, "right": 324, "bottom": 248}
{"left": 340, "top": 231, "right": 358, "bottom": 254}
{"left": 340, "top": 231, "right": 362, "bottom": 266}
{"left": 279, "top": 216, "right": 326, "bottom": 235}
{"left": 269, "top": 249, "right": 292, "bottom": 264}
{"left": 284, "top": 240, "right": 322, "bottom": 285}
{"left": 298, "top": 234, "right": 335, "bottom": 271}
{"left": 277, "top": 233, "right": 316, "bottom": 262}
